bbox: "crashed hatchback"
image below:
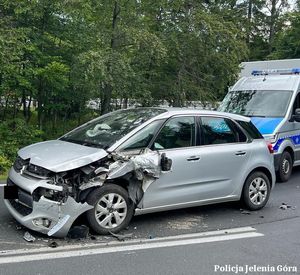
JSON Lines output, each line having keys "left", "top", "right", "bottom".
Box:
{"left": 4, "top": 108, "right": 275, "bottom": 237}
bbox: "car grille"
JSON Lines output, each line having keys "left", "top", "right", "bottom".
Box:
{"left": 7, "top": 178, "right": 33, "bottom": 216}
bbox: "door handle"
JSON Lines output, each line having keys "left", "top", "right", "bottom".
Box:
{"left": 187, "top": 156, "right": 201, "bottom": 161}
{"left": 235, "top": 151, "right": 246, "bottom": 156}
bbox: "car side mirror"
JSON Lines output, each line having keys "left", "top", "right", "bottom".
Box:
{"left": 160, "top": 153, "right": 172, "bottom": 171}
{"left": 292, "top": 108, "right": 300, "bottom": 122}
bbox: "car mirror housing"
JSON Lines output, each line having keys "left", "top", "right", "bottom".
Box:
{"left": 160, "top": 153, "right": 172, "bottom": 171}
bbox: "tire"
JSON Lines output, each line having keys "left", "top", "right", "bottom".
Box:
{"left": 241, "top": 171, "right": 271, "bottom": 210}
{"left": 277, "top": 151, "right": 293, "bottom": 182}
{"left": 86, "top": 184, "right": 135, "bottom": 235}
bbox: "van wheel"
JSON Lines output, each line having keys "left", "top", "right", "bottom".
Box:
{"left": 86, "top": 184, "right": 135, "bottom": 235}
{"left": 241, "top": 171, "right": 270, "bottom": 210}
{"left": 277, "top": 151, "right": 292, "bottom": 182}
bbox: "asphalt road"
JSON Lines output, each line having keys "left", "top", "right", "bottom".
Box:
{"left": 0, "top": 168, "right": 299, "bottom": 274}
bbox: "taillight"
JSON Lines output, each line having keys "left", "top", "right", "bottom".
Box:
{"left": 267, "top": 142, "right": 274, "bottom": 154}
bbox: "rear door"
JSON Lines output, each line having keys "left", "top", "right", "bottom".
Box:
{"left": 193, "top": 116, "right": 252, "bottom": 200}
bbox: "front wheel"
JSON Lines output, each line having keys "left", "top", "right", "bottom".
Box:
{"left": 86, "top": 184, "right": 135, "bottom": 235}
{"left": 241, "top": 171, "right": 271, "bottom": 210}
{"left": 277, "top": 151, "right": 292, "bottom": 182}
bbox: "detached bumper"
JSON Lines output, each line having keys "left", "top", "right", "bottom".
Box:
{"left": 4, "top": 168, "right": 93, "bottom": 237}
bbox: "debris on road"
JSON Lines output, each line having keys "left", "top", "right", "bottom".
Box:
{"left": 240, "top": 209, "right": 251, "bottom": 215}
{"left": 67, "top": 225, "right": 89, "bottom": 239}
{"left": 23, "top": 231, "right": 36, "bottom": 242}
{"left": 48, "top": 241, "right": 59, "bottom": 248}
{"left": 279, "top": 203, "right": 292, "bottom": 210}
{"left": 15, "top": 225, "right": 22, "bottom": 231}
{"left": 109, "top": 231, "right": 133, "bottom": 241}
{"left": 279, "top": 203, "right": 296, "bottom": 210}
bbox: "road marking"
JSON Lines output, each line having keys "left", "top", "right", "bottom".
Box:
{"left": 0, "top": 184, "right": 6, "bottom": 187}
{"left": 0, "top": 227, "right": 263, "bottom": 264}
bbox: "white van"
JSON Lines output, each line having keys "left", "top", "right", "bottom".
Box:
{"left": 219, "top": 59, "right": 300, "bottom": 182}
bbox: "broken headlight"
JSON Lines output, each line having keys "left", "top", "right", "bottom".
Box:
{"left": 27, "top": 164, "right": 52, "bottom": 177}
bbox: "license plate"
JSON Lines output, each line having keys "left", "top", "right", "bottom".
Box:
{"left": 4, "top": 186, "right": 18, "bottom": 199}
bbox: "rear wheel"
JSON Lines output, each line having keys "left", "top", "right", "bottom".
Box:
{"left": 86, "top": 184, "right": 135, "bottom": 235}
{"left": 277, "top": 151, "right": 292, "bottom": 182}
{"left": 242, "top": 171, "right": 270, "bottom": 210}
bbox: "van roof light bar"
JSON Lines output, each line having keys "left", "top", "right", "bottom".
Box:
{"left": 251, "top": 68, "right": 300, "bottom": 76}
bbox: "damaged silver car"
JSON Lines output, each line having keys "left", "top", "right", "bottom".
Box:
{"left": 4, "top": 108, "right": 275, "bottom": 237}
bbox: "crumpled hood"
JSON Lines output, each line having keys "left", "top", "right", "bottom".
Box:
{"left": 250, "top": 117, "right": 283, "bottom": 135}
{"left": 18, "top": 140, "right": 108, "bottom": 173}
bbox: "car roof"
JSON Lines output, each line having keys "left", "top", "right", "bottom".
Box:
{"left": 232, "top": 75, "right": 300, "bottom": 92}
{"left": 134, "top": 107, "right": 250, "bottom": 122}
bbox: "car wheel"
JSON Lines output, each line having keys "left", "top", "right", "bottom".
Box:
{"left": 277, "top": 151, "right": 292, "bottom": 182}
{"left": 86, "top": 184, "right": 135, "bottom": 235}
{"left": 242, "top": 171, "right": 271, "bottom": 210}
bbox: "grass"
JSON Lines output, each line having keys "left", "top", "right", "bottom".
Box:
{"left": 0, "top": 171, "right": 8, "bottom": 181}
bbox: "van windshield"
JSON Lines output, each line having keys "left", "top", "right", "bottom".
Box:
{"left": 218, "top": 90, "right": 293, "bottom": 117}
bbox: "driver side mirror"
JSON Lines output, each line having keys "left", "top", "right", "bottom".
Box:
{"left": 292, "top": 108, "right": 300, "bottom": 122}
{"left": 160, "top": 153, "right": 172, "bottom": 171}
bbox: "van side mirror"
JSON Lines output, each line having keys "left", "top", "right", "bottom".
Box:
{"left": 161, "top": 153, "right": 172, "bottom": 171}
{"left": 292, "top": 108, "right": 300, "bottom": 122}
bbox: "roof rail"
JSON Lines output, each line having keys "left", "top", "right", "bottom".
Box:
{"left": 252, "top": 68, "right": 300, "bottom": 76}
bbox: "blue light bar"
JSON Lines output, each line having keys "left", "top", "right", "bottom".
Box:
{"left": 251, "top": 68, "right": 300, "bottom": 76}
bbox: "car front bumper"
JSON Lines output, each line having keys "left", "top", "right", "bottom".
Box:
{"left": 4, "top": 168, "right": 93, "bottom": 237}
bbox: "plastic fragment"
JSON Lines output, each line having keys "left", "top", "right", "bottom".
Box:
{"left": 23, "top": 231, "right": 36, "bottom": 242}
{"left": 109, "top": 231, "right": 133, "bottom": 241}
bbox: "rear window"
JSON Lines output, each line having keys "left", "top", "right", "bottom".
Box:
{"left": 237, "top": 121, "right": 263, "bottom": 139}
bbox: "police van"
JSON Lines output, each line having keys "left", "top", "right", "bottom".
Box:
{"left": 218, "top": 59, "right": 300, "bottom": 182}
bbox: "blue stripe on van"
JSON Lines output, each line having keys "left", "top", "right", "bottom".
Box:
{"left": 250, "top": 117, "right": 283, "bottom": 135}
{"left": 273, "top": 135, "right": 300, "bottom": 151}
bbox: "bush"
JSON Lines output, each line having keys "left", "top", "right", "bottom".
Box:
{"left": 0, "top": 119, "right": 43, "bottom": 175}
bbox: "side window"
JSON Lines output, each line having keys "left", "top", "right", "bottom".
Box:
{"left": 117, "top": 120, "right": 163, "bottom": 151}
{"left": 292, "top": 92, "right": 300, "bottom": 113}
{"left": 201, "top": 117, "right": 241, "bottom": 145}
{"left": 152, "top": 116, "right": 195, "bottom": 150}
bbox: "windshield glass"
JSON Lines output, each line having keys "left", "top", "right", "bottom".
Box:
{"left": 218, "top": 90, "right": 292, "bottom": 117}
{"left": 60, "top": 108, "right": 166, "bottom": 149}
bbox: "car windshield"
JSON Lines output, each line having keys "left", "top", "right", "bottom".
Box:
{"left": 218, "top": 90, "right": 292, "bottom": 117}
{"left": 60, "top": 108, "right": 166, "bottom": 149}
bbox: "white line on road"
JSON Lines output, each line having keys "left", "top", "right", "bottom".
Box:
{"left": 0, "top": 184, "right": 6, "bottom": 187}
{"left": 0, "top": 227, "right": 263, "bottom": 265}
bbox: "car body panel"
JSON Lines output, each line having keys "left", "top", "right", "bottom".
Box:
{"left": 18, "top": 140, "right": 108, "bottom": 172}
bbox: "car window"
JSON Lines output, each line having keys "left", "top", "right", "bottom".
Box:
{"left": 152, "top": 116, "right": 195, "bottom": 150}
{"left": 201, "top": 117, "right": 240, "bottom": 145}
{"left": 117, "top": 120, "right": 163, "bottom": 151}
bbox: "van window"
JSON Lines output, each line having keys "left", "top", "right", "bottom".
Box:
{"left": 292, "top": 92, "right": 300, "bottom": 113}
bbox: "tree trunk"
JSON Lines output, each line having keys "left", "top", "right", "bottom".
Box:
{"left": 101, "top": 1, "right": 120, "bottom": 115}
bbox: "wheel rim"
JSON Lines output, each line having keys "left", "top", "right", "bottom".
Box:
{"left": 249, "top": 177, "right": 268, "bottom": 206}
{"left": 282, "top": 158, "right": 290, "bottom": 175}
{"left": 95, "top": 193, "right": 127, "bottom": 229}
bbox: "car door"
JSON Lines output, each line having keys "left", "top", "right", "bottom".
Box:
{"left": 191, "top": 115, "right": 252, "bottom": 200}
{"left": 142, "top": 115, "right": 252, "bottom": 209}
{"left": 142, "top": 115, "right": 203, "bottom": 208}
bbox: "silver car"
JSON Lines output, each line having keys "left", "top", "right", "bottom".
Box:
{"left": 4, "top": 108, "right": 275, "bottom": 237}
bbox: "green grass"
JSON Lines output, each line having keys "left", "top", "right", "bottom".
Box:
{"left": 0, "top": 172, "right": 8, "bottom": 181}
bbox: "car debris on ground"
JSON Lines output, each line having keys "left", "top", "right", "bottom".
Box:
{"left": 23, "top": 231, "right": 36, "bottom": 242}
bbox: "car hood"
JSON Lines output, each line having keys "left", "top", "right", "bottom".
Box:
{"left": 18, "top": 140, "right": 108, "bottom": 173}
{"left": 250, "top": 117, "right": 283, "bottom": 135}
